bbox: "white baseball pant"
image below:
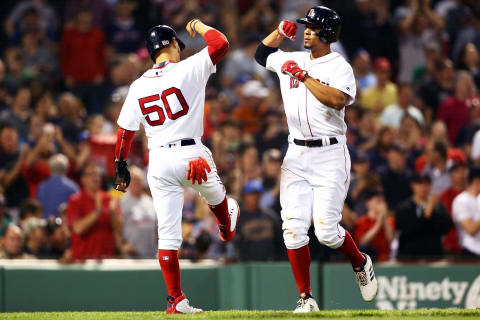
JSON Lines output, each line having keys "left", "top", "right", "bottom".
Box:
{"left": 147, "top": 138, "right": 226, "bottom": 250}
{"left": 280, "top": 135, "right": 351, "bottom": 250}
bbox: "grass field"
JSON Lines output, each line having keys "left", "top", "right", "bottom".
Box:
{"left": 2, "top": 309, "right": 480, "bottom": 320}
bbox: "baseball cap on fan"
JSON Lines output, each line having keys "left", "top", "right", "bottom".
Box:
{"left": 242, "top": 80, "right": 269, "bottom": 98}
{"left": 243, "top": 180, "right": 264, "bottom": 194}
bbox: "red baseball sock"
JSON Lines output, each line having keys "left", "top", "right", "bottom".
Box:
{"left": 158, "top": 249, "right": 182, "bottom": 298}
{"left": 337, "top": 231, "right": 366, "bottom": 269}
{"left": 209, "top": 197, "right": 230, "bottom": 226}
{"left": 287, "top": 245, "right": 311, "bottom": 295}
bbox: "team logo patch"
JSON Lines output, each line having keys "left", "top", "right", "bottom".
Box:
{"left": 161, "top": 256, "right": 169, "bottom": 261}
{"left": 162, "top": 40, "right": 170, "bottom": 45}
{"left": 308, "top": 9, "right": 315, "bottom": 18}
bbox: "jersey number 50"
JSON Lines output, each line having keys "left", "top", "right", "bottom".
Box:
{"left": 138, "top": 87, "right": 189, "bottom": 126}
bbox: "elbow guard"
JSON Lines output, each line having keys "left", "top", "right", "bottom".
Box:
{"left": 255, "top": 43, "right": 278, "bottom": 67}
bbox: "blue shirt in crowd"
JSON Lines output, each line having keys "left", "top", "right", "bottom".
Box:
{"left": 36, "top": 175, "right": 79, "bottom": 219}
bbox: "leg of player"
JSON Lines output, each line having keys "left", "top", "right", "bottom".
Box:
{"left": 280, "top": 168, "right": 319, "bottom": 313}
{"left": 310, "top": 147, "right": 378, "bottom": 302}
{"left": 184, "top": 147, "right": 240, "bottom": 242}
{"left": 148, "top": 172, "right": 203, "bottom": 314}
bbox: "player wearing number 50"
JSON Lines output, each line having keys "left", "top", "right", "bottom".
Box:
{"left": 113, "top": 21, "right": 240, "bottom": 314}
{"left": 255, "top": 6, "right": 377, "bottom": 313}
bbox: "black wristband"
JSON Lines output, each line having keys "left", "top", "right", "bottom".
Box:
{"left": 255, "top": 42, "right": 279, "bottom": 67}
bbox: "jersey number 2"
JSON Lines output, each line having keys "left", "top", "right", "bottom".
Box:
{"left": 138, "top": 87, "right": 189, "bottom": 126}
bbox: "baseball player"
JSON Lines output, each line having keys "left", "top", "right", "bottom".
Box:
{"left": 112, "top": 21, "right": 240, "bottom": 314}
{"left": 255, "top": 6, "right": 377, "bottom": 312}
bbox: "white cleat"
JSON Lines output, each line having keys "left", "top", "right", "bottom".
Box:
{"left": 219, "top": 197, "right": 240, "bottom": 242}
{"left": 293, "top": 295, "right": 320, "bottom": 313}
{"left": 354, "top": 254, "right": 378, "bottom": 302}
{"left": 227, "top": 197, "right": 240, "bottom": 232}
{"left": 166, "top": 295, "right": 203, "bottom": 314}
{"left": 175, "top": 297, "right": 203, "bottom": 314}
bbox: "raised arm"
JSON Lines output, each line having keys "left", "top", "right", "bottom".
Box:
{"left": 186, "top": 19, "right": 229, "bottom": 65}
{"left": 254, "top": 21, "right": 297, "bottom": 67}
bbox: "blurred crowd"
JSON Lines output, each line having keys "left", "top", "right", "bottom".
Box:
{"left": 0, "top": 0, "right": 480, "bottom": 263}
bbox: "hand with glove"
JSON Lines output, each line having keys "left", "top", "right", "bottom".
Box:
{"left": 113, "top": 158, "right": 131, "bottom": 192}
{"left": 281, "top": 60, "right": 308, "bottom": 82}
{"left": 187, "top": 157, "right": 211, "bottom": 184}
{"left": 277, "top": 20, "right": 297, "bottom": 40}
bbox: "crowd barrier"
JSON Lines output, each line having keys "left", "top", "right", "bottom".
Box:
{"left": 0, "top": 260, "right": 478, "bottom": 312}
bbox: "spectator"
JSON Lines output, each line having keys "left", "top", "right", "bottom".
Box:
{"left": 452, "top": 166, "right": 480, "bottom": 258}
{"left": 342, "top": 0, "right": 398, "bottom": 62}
{"left": 440, "top": 162, "right": 468, "bottom": 255}
{"left": 379, "top": 144, "right": 413, "bottom": 211}
{"left": 360, "top": 57, "right": 398, "bottom": 115}
{"left": 423, "top": 140, "right": 452, "bottom": 194}
{"left": 235, "top": 180, "right": 283, "bottom": 261}
{"left": 412, "top": 40, "right": 441, "bottom": 86}
{"left": 456, "top": 42, "right": 480, "bottom": 88}
{"left": 66, "top": 164, "right": 121, "bottom": 260}
{"left": 5, "top": 1, "right": 58, "bottom": 43}
{"left": 44, "top": 218, "right": 69, "bottom": 260}
{"left": 348, "top": 153, "right": 380, "bottom": 217}
{"left": 452, "top": 5, "right": 480, "bottom": 64}
{"left": 105, "top": 0, "right": 142, "bottom": 54}
{"left": 379, "top": 83, "right": 424, "bottom": 129}
{"left": 232, "top": 80, "right": 269, "bottom": 134}
{"left": 20, "top": 31, "right": 57, "bottom": 85}
{"left": 22, "top": 216, "right": 49, "bottom": 258}
{"left": 0, "top": 194, "right": 12, "bottom": 236}
{"left": 395, "top": 173, "right": 453, "bottom": 260}
{"left": 221, "top": 36, "right": 272, "bottom": 89}
{"left": 437, "top": 71, "right": 476, "bottom": 145}
{"left": 0, "top": 86, "right": 32, "bottom": 139}
{"left": 0, "top": 124, "right": 29, "bottom": 209}
{"left": 255, "top": 110, "right": 288, "bottom": 155}
{"left": 395, "top": 0, "right": 443, "bottom": 83}
{"left": 417, "top": 58, "right": 455, "bottom": 124}
{"left": 354, "top": 191, "right": 394, "bottom": 262}
{"left": 352, "top": 49, "right": 377, "bottom": 92}
{"left": 259, "top": 149, "right": 282, "bottom": 213}
{"left": 36, "top": 154, "right": 79, "bottom": 219}
{"left": 0, "top": 224, "right": 34, "bottom": 259}
{"left": 18, "top": 198, "right": 43, "bottom": 227}
{"left": 119, "top": 166, "right": 156, "bottom": 258}
{"left": 60, "top": 7, "right": 106, "bottom": 113}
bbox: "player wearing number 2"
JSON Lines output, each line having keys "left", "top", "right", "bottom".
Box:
{"left": 113, "top": 20, "right": 240, "bottom": 314}
{"left": 255, "top": 6, "right": 378, "bottom": 312}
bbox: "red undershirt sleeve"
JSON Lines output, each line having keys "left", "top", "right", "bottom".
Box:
{"left": 204, "top": 29, "right": 229, "bottom": 65}
{"left": 114, "top": 127, "right": 136, "bottom": 160}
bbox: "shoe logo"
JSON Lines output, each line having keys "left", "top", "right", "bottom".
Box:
{"left": 356, "top": 271, "right": 369, "bottom": 286}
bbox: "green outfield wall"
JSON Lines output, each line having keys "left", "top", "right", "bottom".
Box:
{"left": 0, "top": 261, "right": 478, "bottom": 312}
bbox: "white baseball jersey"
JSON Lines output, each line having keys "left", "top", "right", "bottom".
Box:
{"left": 266, "top": 50, "right": 356, "bottom": 138}
{"left": 117, "top": 47, "right": 215, "bottom": 148}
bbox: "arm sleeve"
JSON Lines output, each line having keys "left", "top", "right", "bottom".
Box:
{"left": 329, "top": 62, "right": 357, "bottom": 106}
{"left": 114, "top": 127, "right": 136, "bottom": 160}
{"left": 254, "top": 43, "right": 279, "bottom": 67}
{"left": 204, "top": 29, "right": 229, "bottom": 65}
{"left": 117, "top": 86, "right": 142, "bottom": 131}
